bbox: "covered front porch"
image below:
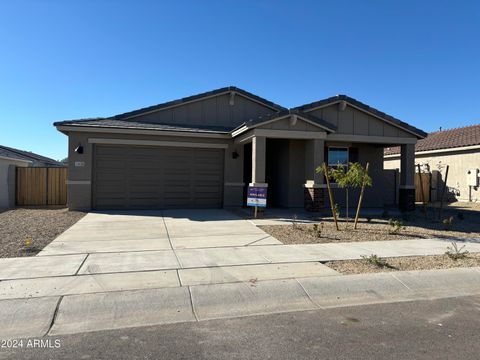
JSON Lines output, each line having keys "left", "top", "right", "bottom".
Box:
{"left": 233, "top": 112, "right": 416, "bottom": 212}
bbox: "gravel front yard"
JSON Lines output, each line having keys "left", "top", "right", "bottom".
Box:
{"left": 0, "top": 208, "right": 85, "bottom": 258}
{"left": 326, "top": 253, "right": 480, "bottom": 274}
{"left": 259, "top": 212, "right": 480, "bottom": 244}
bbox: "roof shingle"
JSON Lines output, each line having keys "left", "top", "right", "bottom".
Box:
{"left": 384, "top": 124, "right": 480, "bottom": 155}
{"left": 54, "top": 119, "right": 233, "bottom": 134}
{"left": 0, "top": 145, "right": 63, "bottom": 166}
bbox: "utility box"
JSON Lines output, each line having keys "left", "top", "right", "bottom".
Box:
{"left": 466, "top": 168, "right": 479, "bottom": 187}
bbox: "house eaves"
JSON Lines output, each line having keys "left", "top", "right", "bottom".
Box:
{"left": 55, "top": 120, "right": 232, "bottom": 139}
{"left": 292, "top": 95, "right": 427, "bottom": 139}
{"left": 231, "top": 109, "right": 336, "bottom": 138}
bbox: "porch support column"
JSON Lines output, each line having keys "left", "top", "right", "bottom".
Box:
{"left": 251, "top": 136, "right": 267, "bottom": 187}
{"left": 304, "top": 139, "right": 325, "bottom": 212}
{"left": 399, "top": 143, "right": 416, "bottom": 211}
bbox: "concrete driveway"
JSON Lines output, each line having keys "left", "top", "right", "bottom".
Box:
{"left": 39, "top": 209, "right": 280, "bottom": 256}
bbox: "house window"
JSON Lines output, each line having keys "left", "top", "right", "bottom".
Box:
{"left": 328, "top": 147, "right": 349, "bottom": 168}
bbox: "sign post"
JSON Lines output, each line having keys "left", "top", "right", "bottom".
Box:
{"left": 247, "top": 186, "right": 267, "bottom": 218}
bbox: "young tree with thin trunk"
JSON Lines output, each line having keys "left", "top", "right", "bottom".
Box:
{"left": 320, "top": 162, "right": 372, "bottom": 229}
{"left": 316, "top": 163, "right": 339, "bottom": 231}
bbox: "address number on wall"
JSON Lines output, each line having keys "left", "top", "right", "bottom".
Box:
{"left": 74, "top": 161, "right": 85, "bottom": 167}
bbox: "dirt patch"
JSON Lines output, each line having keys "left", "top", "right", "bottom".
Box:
{"left": 326, "top": 253, "right": 480, "bottom": 274}
{"left": 0, "top": 208, "right": 86, "bottom": 258}
{"left": 259, "top": 212, "right": 480, "bottom": 244}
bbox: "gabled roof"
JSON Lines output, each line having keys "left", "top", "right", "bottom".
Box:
{"left": 112, "top": 86, "right": 286, "bottom": 120}
{"left": 293, "top": 94, "right": 427, "bottom": 139}
{"left": 54, "top": 87, "right": 426, "bottom": 141}
{"left": 54, "top": 86, "right": 286, "bottom": 129}
{"left": 385, "top": 123, "right": 480, "bottom": 155}
{"left": 231, "top": 109, "right": 336, "bottom": 136}
{"left": 0, "top": 145, "right": 63, "bottom": 166}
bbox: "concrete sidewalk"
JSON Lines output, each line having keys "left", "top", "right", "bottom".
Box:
{"left": 1, "top": 209, "right": 480, "bottom": 340}
{"left": 2, "top": 238, "right": 478, "bottom": 282}
{"left": 1, "top": 267, "right": 479, "bottom": 339}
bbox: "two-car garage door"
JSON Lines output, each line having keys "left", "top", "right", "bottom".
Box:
{"left": 93, "top": 145, "right": 224, "bottom": 209}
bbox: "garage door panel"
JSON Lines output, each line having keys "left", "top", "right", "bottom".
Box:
{"left": 93, "top": 145, "right": 223, "bottom": 209}
{"left": 130, "top": 174, "right": 160, "bottom": 182}
{"left": 130, "top": 198, "right": 159, "bottom": 207}
{"left": 163, "top": 187, "right": 190, "bottom": 195}
{"left": 95, "top": 198, "right": 129, "bottom": 208}
{"left": 195, "top": 175, "right": 222, "bottom": 182}
{"left": 95, "top": 162, "right": 127, "bottom": 170}
{"left": 194, "top": 199, "right": 222, "bottom": 208}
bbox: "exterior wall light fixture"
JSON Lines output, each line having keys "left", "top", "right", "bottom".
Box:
{"left": 74, "top": 144, "right": 84, "bottom": 154}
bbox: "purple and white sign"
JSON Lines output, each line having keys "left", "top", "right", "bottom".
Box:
{"left": 247, "top": 186, "right": 267, "bottom": 207}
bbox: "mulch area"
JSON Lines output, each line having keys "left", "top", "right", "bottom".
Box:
{"left": 0, "top": 208, "right": 86, "bottom": 258}
{"left": 326, "top": 253, "right": 480, "bottom": 274}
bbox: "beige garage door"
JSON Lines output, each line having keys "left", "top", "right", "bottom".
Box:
{"left": 93, "top": 145, "right": 224, "bottom": 209}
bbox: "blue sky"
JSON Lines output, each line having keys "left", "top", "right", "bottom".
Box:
{"left": 0, "top": 0, "right": 478, "bottom": 160}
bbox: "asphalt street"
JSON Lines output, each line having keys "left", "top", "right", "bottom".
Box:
{"left": 2, "top": 295, "right": 479, "bottom": 360}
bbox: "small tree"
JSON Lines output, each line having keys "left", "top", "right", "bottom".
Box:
{"left": 316, "top": 163, "right": 339, "bottom": 230}
{"left": 327, "top": 163, "right": 372, "bottom": 228}
{"left": 353, "top": 162, "right": 371, "bottom": 229}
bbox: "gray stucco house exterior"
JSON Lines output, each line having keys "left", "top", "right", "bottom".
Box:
{"left": 54, "top": 87, "right": 426, "bottom": 212}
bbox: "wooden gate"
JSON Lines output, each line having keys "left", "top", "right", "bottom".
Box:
{"left": 414, "top": 173, "right": 431, "bottom": 203}
{"left": 16, "top": 167, "right": 67, "bottom": 206}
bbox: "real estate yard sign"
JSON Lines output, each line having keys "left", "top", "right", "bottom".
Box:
{"left": 247, "top": 186, "right": 267, "bottom": 207}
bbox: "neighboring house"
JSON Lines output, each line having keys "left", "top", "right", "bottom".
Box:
{"left": 385, "top": 124, "right": 480, "bottom": 202}
{"left": 54, "top": 86, "right": 426, "bottom": 212}
{"left": 0, "top": 145, "right": 64, "bottom": 209}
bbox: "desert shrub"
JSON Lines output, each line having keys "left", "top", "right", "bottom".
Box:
{"left": 445, "top": 242, "right": 469, "bottom": 260}
{"left": 388, "top": 218, "right": 404, "bottom": 234}
{"left": 312, "top": 222, "right": 324, "bottom": 238}
{"left": 333, "top": 203, "right": 340, "bottom": 219}
{"left": 361, "top": 254, "right": 389, "bottom": 268}
{"left": 291, "top": 214, "right": 298, "bottom": 229}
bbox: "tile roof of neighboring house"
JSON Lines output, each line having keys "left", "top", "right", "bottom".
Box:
{"left": 292, "top": 94, "right": 427, "bottom": 138}
{"left": 0, "top": 145, "right": 63, "bottom": 166}
{"left": 384, "top": 124, "right": 480, "bottom": 155}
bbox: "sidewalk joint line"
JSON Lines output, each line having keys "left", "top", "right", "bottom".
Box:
{"left": 74, "top": 254, "right": 90, "bottom": 275}
{"left": 187, "top": 286, "right": 199, "bottom": 321}
{"left": 390, "top": 273, "right": 412, "bottom": 290}
{"left": 176, "top": 269, "right": 183, "bottom": 287}
{"left": 46, "top": 295, "right": 63, "bottom": 336}
{"left": 162, "top": 214, "right": 183, "bottom": 269}
{"left": 294, "top": 278, "right": 324, "bottom": 309}
{"left": 245, "top": 235, "right": 274, "bottom": 246}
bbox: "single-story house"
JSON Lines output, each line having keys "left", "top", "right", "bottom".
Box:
{"left": 0, "top": 145, "right": 64, "bottom": 209}
{"left": 385, "top": 124, "right": 480, "bottom": 202}
{"left": 54, "top": 87, "right": 426, "bottom": 212}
